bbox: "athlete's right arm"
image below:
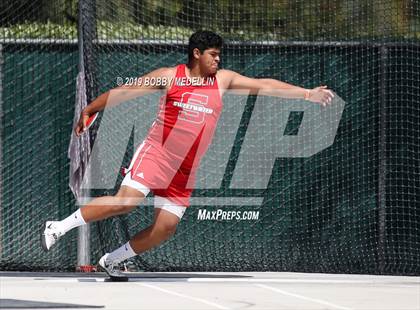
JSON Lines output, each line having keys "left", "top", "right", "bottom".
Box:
{"left": 75, "top": 67, "right": 175, "bottom": 136}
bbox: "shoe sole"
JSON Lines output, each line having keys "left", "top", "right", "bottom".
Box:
{"left": 40, "top": 223, "right": 49, "bottom": 252}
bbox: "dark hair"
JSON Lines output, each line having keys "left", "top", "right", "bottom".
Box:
{"left": 188, "top": 30, "right": 223, "bottom": 62}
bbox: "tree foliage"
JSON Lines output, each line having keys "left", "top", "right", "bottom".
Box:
{"left": 1, "top": 0, "right": 419, "bottom": 40}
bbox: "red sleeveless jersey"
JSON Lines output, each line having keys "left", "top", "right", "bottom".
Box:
{"left": 130, "top": 64, "right": 223, "bottom": 205}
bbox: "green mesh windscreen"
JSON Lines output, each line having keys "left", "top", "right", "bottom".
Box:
{"left": 1, "top": 0, "right": 419, "bottom": 275}
{"left": 0, "top": 1, "right": 79, "bottom": 270}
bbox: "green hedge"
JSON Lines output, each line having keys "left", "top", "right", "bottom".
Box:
{"left": 2, "top": 21, "right": 420, "bottom": 41}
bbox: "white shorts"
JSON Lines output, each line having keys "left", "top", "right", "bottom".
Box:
{"left": 121, "top": 172, "right": 187, "bottom": 219}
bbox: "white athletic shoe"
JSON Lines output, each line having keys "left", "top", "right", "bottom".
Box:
{"left": 98, "top": 253, "right": 128, "bottom": 281}
{"left": 41, "top": 221, "right": 64, "bottom": 251}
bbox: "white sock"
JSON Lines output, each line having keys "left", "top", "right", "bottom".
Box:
{"left": 106, "top": 242, "right": 137, "bottom": 264}
{"left": 58, "top": 209, "right": 86, "bottom": 234}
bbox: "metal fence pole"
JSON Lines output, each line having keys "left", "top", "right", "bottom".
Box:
{"left": 77, "top": 0, "right": 97, "bottom": 269}
{"left": 378, "top": 45, "right": 388, "bottom": 274}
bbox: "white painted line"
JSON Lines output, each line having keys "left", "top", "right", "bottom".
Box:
{"left": 139, "top": 283, "right": 230, "bottom": 310}
{"left": 256, "top": 284, "right": 353, "bottom": 310}
{"left": 188, "top": 278, "right": 396, "bottom": 284}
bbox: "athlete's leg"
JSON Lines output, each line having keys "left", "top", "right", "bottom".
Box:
{"left": 129, "top": 207, "right": 181, "bottom": 254}
{"left": 41, "top": 185, "right": 147, "bottom": 251}
{"left": 80, "top": 186, "right": 145, "bottom": 222}
{"left": 101, "top": 198, "right": 185, "bottom": 265}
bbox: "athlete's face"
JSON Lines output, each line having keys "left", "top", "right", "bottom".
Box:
{"left": 196, "top": 48, "right": 221, "bottom": 75}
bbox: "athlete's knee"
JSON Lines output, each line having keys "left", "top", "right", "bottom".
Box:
{"left": 155, "top": 221, "right": 178, "bottom": 239}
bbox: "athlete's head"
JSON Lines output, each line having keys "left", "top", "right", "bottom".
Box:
{"left": 188, "top": 30, "right": 223, "bottom": 75}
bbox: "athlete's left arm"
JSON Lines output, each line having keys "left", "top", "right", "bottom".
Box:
{"left": 221, "top": 70, "right": 334, "bottom": 107}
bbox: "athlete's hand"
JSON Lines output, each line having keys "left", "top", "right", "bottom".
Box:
{"left": 75, "top": 110, "right": 90, "bottom": 136}
{"left": 307, "top": 86, "right": 334, "bottom": 107}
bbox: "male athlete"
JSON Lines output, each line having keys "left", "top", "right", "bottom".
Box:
{"left": 41, "top": 30, "right": 334, "bottom": 279}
